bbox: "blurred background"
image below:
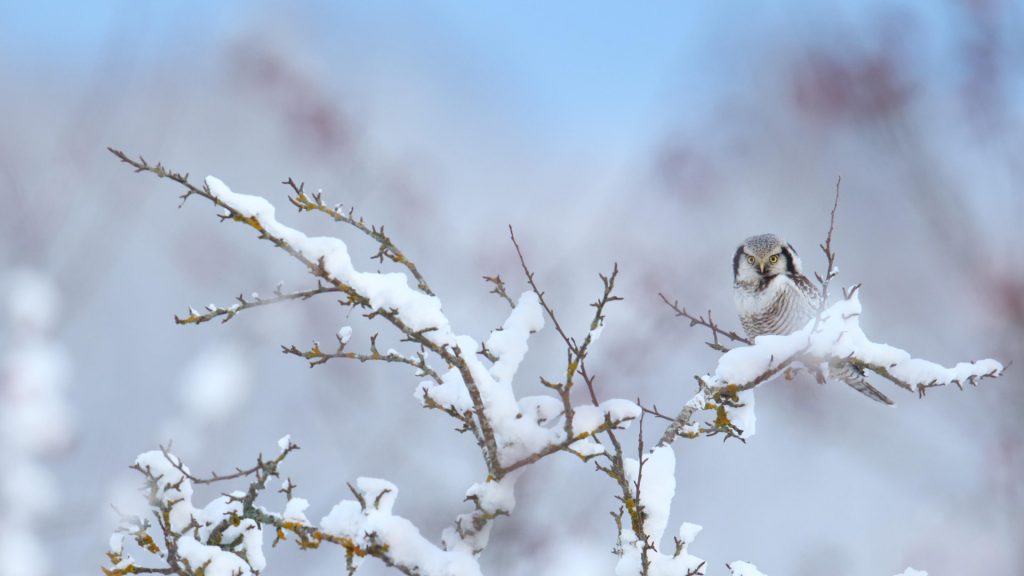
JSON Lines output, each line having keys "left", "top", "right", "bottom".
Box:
{"left": 0, "top": 1, "right": 1021, "bottom": 575}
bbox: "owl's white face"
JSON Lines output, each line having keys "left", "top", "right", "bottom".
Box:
{"left": 732, "top": 233, "right": 801, "bottom": 285}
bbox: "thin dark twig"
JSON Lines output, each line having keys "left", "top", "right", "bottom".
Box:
{"left": 176, "top": 283, "right": 343, "bottom": 325}
{"left": 814, "top": 176, "right": 842, "bottom": 317}
{"left": 509, "top": 226, "right": 575, "bottom": 350}
{"left": 658, "top": 292, "right": 751, "bottom": 349}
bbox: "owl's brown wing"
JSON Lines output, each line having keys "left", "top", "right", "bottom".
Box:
{"left": 790, "top": 273, "right": 820, "bottom": 304}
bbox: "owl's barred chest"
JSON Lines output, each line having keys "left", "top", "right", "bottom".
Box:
{"left": 734, "top": 275, "right": 815, "bottom": 339}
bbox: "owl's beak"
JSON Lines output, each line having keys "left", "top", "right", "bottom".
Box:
{"left": 759, "top": 260, "right": 765, "bottom": 273}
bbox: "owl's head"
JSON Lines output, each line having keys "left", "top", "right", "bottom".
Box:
{"left": 733, "top": 233, "right": 802, "bottom": 282}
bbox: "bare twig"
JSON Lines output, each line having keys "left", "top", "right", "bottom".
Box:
{"left": 482, "top": 274, "right": 516, "bottom": 308}
{"left": 509, "top": 226, "right": 574, "bottom": 352}
{"left": 658, "top": 293, "right": 751, "bottom": 351}
{"left": 634, "top": 411, "right": 654, "bottom": 575}
{"left": 813, "top": 176, "right": 842, "bottom": 319}
{"left": 281, "top": 333, "right": 442, "bottom": 384}
{"left": 175, "top": 283, "right": 343, "bottom": 325}
{"left": 157, "top": 441, "right": 298, "bottom": 486}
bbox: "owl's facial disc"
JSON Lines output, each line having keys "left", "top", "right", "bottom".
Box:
{"left": 745, "top": 251, "right": 781, "bottom": 274}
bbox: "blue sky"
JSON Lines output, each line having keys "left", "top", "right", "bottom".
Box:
{"left": 0, "top": 1, "right": 1002, "bottom": 154}
{"left": 0, "top": 1, "right": 791, "bottom": 143}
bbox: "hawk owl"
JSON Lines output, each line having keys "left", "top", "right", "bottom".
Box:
{"left": 733, "top": 233, "right": 893, "bottom": 405}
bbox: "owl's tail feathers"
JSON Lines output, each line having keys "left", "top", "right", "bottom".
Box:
{"left": 829, "top": 360, "right": 895, "bottom": 405}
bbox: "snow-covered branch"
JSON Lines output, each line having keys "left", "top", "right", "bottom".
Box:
{"left": 658, "top": 180, "right": 1003, "bottom": 445}
{"left": 105, "top": 440, "right": 477, "bottom": 576}
{"left": 109, "top": 150, "right": 1000, "bottom": 576}
{"left": 660, "top": 285, "right": 1004, "bottom": 443}
{"left": 109, "top": 149, "right": 642, "bottom": 574}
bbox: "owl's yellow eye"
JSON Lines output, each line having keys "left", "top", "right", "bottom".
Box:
{"left": 746, "top": 255, "right": 756, "bottom": 265}
{"left": 769, "top": 255, "right": 779, "bottom": 264}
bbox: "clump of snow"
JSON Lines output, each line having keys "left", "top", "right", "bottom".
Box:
{"left": 415, "top": 366, "right": 472, "bottom": 412}
{"left": 134, "top": 451, "right": 195, "bottom": 532}
{"left": 625, "top": 447, "right": 675, "bottom": 543}
{"left": 616, "top": 447, "right": 706, "bottom": 576}
{"left": 283, "top": 498, "right": 310, "bottom": 524}
{"left": 443, "top": 473, "right": 522, "bottom": 554}
{"left": 109, "top": 532, "right": 125, "bottom": 555}
{"left": 467, "top": 476, "right": 517, "bottom": 516}
{"left": 122, "top": 450, "right": 267, "bottom": 575}
{"left": 417, "top": 313, "right": 636, "bottom": 471}
{"left": 677, "top": 522, "right": 702, "bottom": 551}
{"left": 320, "top": 500, "right": 363, "bottom": 536}
{"left": 357, "top": 477, "right": 397, "bottom": 513}
{"left": 177, "top": 536, "right": 252, "bottom": 576}
{"left": 728, "top": 560, "right": 768, "bottom": 576}
{"left": 338, "top": 325, "right": 353, "bottom": 344}
{"left": 485, "top": 291, "right": 544, "bottom": 385}
{"left": 277, "top": 434, "right": 292, "bottom": 452}
{"left": 726, "top": 389, "right": 756, "bottom": 438}
{"left": 601, "top": 398, "right": 642, "bottom": 423}
{"left": 517, "top": 395, "right": 563, "bottom": 425}
{"left": 894, "top": 569, "right": 928, "bottom": 576}
{"left": 569, "top": 437, "right": 607, "bottom": 458}
{"left": 320, "top": 476, "right": 483, "bottom": 576}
